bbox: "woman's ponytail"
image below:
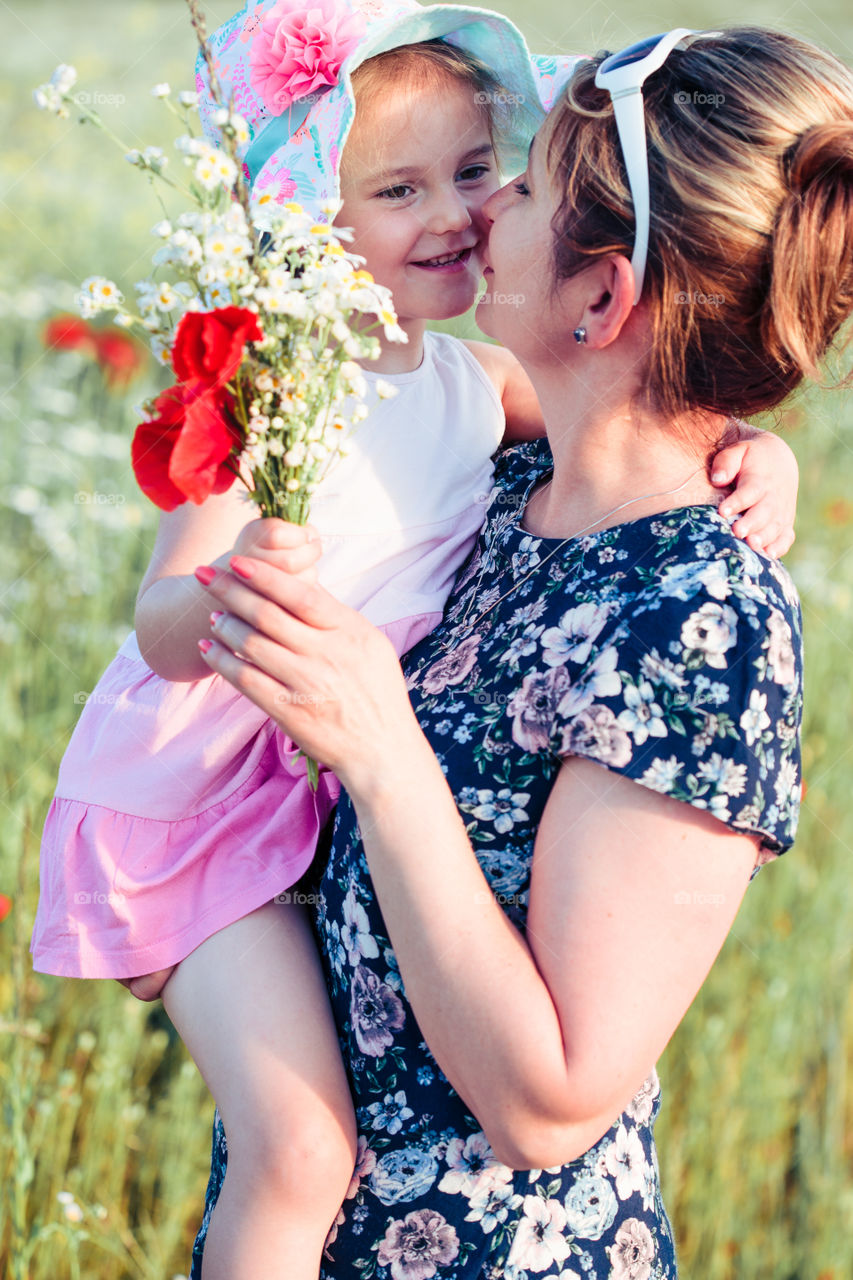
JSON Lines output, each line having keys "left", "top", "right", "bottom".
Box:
{"left": 765, "top": 122, "right": 853, "bottom": 383}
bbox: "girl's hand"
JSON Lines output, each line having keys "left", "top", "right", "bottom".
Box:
{"left": 135, "top": 496, "right": 323, "bottom": 681}
{"left": 710, "top": 431, "right": 799, "bottom": 558}
{"left": 195, "top": 550, "right": 419, "bottom": 794}
{"left": 230, "top": 517, "right": 322, "bottom": 584}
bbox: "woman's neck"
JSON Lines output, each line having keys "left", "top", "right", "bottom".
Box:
{"left": 522, "top": 369, "right": 727, "bottom": 540}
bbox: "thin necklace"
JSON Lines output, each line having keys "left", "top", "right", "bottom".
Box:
{"left": 447, "top": 465, "right": 705, "bottom": 646}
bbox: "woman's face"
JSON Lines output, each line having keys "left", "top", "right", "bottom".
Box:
{"left": 476, "top": 129, "right": 572, "bottom": 360}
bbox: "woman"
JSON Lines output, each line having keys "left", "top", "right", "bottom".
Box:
{"left": 190, "top": 26, "right": 852, "bottom": 1278}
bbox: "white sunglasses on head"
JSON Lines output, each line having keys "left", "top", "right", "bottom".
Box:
{"left": 595, "top": 28, "right": 721, "bottom": 305}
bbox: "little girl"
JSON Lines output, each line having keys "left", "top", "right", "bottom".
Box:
{"left": 31, "top": 2, "right": 799, "bottom": 1277}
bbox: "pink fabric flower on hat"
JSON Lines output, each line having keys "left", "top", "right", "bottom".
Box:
{"left": 249, "top": 0, "right": 366, "bottom": 115}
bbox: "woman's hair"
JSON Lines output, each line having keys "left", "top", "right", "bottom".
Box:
{"left": 347, "top": 38, "right": 508, "bottom": 158}
{"left": 544, "top": 28, "right": 853, "bottom": 419}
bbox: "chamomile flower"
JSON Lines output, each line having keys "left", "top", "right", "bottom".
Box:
{"left": 283, "top": 442, "right": 307, "bottom": 467}
{"left": 152, "top": 283, "right": 182, "bottom": 312}
{"left": 196, "top": 263, "right": 225, "bottom": 289}
{"left": 170, "top": 230, "right": 203, "bottom": 267}
{"left": 195, "top": 147, "right": 237, "bottom": 190}
{"left": 78, "top": 276, "right": 123, "bottom": 314}
{"left": 264, "top": 266, "right": 295, "bottom": 292}
{"left": 142, "top": 146, "right": 167, "bottom": 169}
{"left": 213, "top": 109, "right": 251, "bottom": 147}
{"left": 203, "top": 283, "right": 232, "bottom": 308}
{"left": 150, "top": 82, "right": 171, "bottom": 98}
{"left": 222, "top": 204, "right": 250, "bottom": 237}
{"left": 314, "top": 289, "right": 340, "bottom": 317}
{"left": 220, "top": 260, "right": 252, "bottom": 286}
{"left": 33, "top": 84, "right": 65, "bottom": 114}
{"left": 175, "top": 133, "right": 207, "bottom": 158}
{"left": 259, "top": 289, "right": 309, "bottom": 318}
{"left": 381, "top": 311, "right": 408, "bottom": 343}
{"left": 204, "top": 231, "right": 251, "bottom": 264}
{"left": 177, "top": 209, "right": 210, "bottom": 236}
{"left": 51, "top": 64, "right": 78, "bottom": 94}
{"left": 241, "top": 440, "right": 269, "bottom": 469}
{"left": 33, "top": 65, "right": 77, "bottom": 114}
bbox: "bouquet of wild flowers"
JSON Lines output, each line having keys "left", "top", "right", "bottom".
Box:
{"left": 33, "top": 19, "right": 403, "bottom": 526}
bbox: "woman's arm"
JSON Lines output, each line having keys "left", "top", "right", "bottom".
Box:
{"left": 195, "top": 556, "right": 759, "bottom": 1168}
{"left": 311, "top": 726, "right": 758, "bottom": 1169}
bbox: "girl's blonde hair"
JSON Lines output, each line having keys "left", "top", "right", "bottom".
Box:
{"left": 346, "top": 38, "right": 507, "bottom": 159}
{"left": 544, "top": 28, "right": 853, "bottom": 419}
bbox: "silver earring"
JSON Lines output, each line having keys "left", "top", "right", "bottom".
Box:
{"left": 573, "top": 326, "right": 587, "bottom": 345}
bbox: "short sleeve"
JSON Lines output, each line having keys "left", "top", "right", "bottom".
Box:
{"left": 548, "top": 582, "right": 804, "bottom": 854}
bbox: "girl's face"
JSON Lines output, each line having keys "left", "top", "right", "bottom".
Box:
{"left": 338, "top": 77, "right": 499, "bottom": 327}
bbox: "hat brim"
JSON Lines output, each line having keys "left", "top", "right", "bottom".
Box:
{"left": 198, "top": 1, "right": 580, "bottom": 217}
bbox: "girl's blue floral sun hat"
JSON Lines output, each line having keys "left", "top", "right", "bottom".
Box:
{"left": 196, "top": 0, "right": 580, "bottom": 220}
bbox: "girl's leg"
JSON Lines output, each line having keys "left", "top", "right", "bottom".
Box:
{"left": 161, "top": 901, "right": 357, "bottom": 1280}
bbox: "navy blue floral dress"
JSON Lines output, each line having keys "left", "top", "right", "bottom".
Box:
{"left": 191, "top": 439, "right": 803, "bottom": 1280}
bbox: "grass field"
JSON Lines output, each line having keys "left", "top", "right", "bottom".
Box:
{"left": 2, "top": 2, "right": 852, "bottom": 1277}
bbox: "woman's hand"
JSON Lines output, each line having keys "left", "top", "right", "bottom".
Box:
{"left": 194, "top": 547, "right": 421, "bottom": 791}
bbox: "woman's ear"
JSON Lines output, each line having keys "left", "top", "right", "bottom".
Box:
{"left": 576, "top": 255, "right": 636, "bottom": 349}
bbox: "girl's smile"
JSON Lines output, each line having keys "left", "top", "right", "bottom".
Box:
{"left": 409, "top": 245, "right": 479, "bottom": 271}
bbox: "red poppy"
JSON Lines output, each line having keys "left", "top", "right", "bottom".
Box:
{"left": 94, "top": 332, "right": 146, "bottom": 388}
{"left": 132, "top": 381, "right": 243, "bottom": 509}
{"left": 0, "top": 893, "right": 11, "bottom": 924}
{"left": 131, "top": 306, "right": 263, "bottom": 510}
{"left": 43, "top": 314, "right": 97, "bottom": 354}
{"left": 43, "top": 315, "right": 146, "bottom": 388}
{"left": 172, "top": 306, "right": 264, "bottom": 388}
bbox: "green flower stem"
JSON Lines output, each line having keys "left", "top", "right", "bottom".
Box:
{"left": 67, "top": 94, "right": 196, "bottom": 201}
{"left": 183, "top": 0, "right": 253, "bottom": 227}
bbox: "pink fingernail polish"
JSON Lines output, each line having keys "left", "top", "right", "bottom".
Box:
{"left": 195, "top": 565, "right": 216, "bottom": 585}
{"left": 230, "top": 556, "right": 256, "bottom": 579}
{"left": 210, "top": 611, "right": 224, "bottom": 625}
{"left": 198, "top": 639, "right": 213, "bottom": 654}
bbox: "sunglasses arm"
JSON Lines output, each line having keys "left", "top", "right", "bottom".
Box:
{"left": 609, "top": 87, "right": 650, "bottom": 305}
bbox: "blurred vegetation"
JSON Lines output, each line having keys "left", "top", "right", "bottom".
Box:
{"left": 1, "top": 2, "right": 851, "bottom": 1277}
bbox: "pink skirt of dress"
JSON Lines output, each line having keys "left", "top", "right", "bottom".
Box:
{"left": 30, "top": 613, "right": 438, "bottom": 979}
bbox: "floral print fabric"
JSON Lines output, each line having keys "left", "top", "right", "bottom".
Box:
{"left": 191, "top": 438, "right": 803, "bottom": 1279}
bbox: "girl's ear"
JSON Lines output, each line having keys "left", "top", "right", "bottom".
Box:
{"left": 575, "top": 255, "right": 636, "bottom": 350}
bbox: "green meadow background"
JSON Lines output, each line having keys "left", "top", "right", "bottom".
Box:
{"left": 1, "top": 1, "right": 852, "bottom": 1276}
